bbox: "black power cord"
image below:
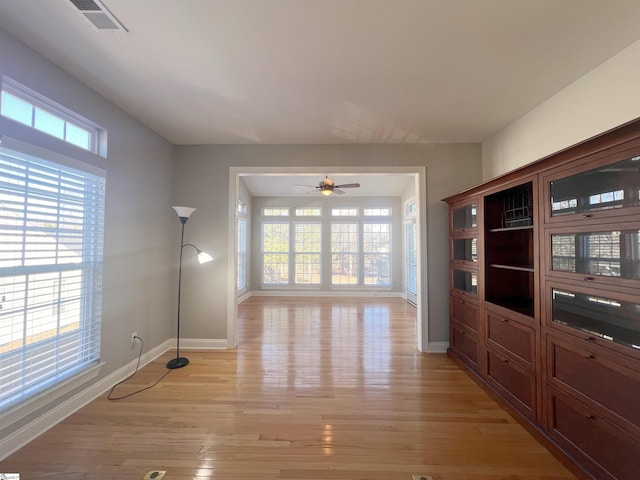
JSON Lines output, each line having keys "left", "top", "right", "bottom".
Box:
{"left": 107, "top": 336, "right": 172, "bottom": 400}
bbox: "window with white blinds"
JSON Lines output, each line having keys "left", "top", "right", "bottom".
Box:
{"left": 237, "top": 216, "right": 247, "bottom": 291}
{"left": 0, "top": 144, "right": 105, "bottom": 412}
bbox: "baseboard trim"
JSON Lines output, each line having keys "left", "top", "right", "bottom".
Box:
{"left": 251, "top": 290, "right": 403, "bottom": 298}
{"left": 175, "top": 338, "right": 228, "bottom": 350}
{"left": 427, "top": 341, "right": 449, "bottom": 353}
{"left": 0, "top": 340, "right": 172, "bottom": 461}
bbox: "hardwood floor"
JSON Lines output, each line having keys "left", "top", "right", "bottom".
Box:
{"left": 1, "top": 297, "right": 578, "bottom": 479}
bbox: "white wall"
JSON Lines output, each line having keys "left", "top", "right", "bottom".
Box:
{"left": 483, "top": 39, "right": 640, "bottom": 179}
{"left": 0, "top": 28, "right": 175, "bottom": 442}
{"left": 173, "top": 143, "right": 482, "bottom": 347}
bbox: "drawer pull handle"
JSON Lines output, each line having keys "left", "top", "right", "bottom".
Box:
{"left": 586, "top": 354, "right": 595, "bottom": 359}
{"left": 501, "top": 318, "right": 508, "bottom": 323}
{"left": 459, "top": 300, "right": 465, "bottom": 304}
{"left": 502, "top": 358, "right": 509, "bottom": 363}
{"left": 586, "top": 414, "right": 595, "bottom": 420}
{"left": 583, "top": 276, "right": 595, "bottom": 281}
{"left": 586, "top": 336, "right": 595, "bottom": 341}
{"left": 583, "top": 214, "right": 593, "bottom": 218}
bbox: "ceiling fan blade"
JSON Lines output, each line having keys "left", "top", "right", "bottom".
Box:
{"left": 333, "top": 188, "right": 346, "bottom": 195}
{"left": 335, "top": 183, "right": 360, "bottom": 189}
{"left": 296, "top": 184, "right": 319, "bottom": 188}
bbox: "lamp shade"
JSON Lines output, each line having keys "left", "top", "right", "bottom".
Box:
{"left": 321, "top": 188, "right": 332, "bottom": 196}
{"left": 172, "top": 206, "right": 196, "bottom": 218}
{"left": 197, "top": 251, "right": 214, "bottom": 264}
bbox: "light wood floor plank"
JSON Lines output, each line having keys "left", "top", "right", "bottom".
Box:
{"left": 1, "top": 297, "right": 578, "bottom": 479}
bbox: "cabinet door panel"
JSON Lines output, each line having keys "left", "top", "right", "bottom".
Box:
{"left": 486, "top": 311, "right": 535, "bottom": 367}
{"left": 548, "top": 282, "right": 640, "bottom": 355}
{"left": 451, "top": 323, "right": 478, "bottom": 369}
{"left": 548, "top": 391, "right": 640, "bottom": 480}
{"left": 451, "top": 295, "right": 479, "bottom": 333}
{"left": 452, "top": 202, "right": 478, "bottom": 232}
{"left": 543, "top": 148, "right": 640, "bottom": 224}
{"left": 548, "top": 337, "right": 640, "bottom": 427}
{"left": 486, "top": 349, "right": 535, "bottom": 418}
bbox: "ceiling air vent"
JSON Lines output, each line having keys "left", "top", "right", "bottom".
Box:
{"left": 67, "top": 0, "right": 127, "bottom": 32}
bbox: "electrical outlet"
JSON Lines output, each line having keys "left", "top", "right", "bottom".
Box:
{"left": 130, "top": 331, "right": 139, "bottom": 347}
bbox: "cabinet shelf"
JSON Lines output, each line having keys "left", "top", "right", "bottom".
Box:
{"left": 490, "top": 263, "right": 534, "bottom": 272}
{"left": 489, "top": 225, "right": 534, "bottom": 233}
{"left": 486, "top": 297, "right": 535, "bottom": 318}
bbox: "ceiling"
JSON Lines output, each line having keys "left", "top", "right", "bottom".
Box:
{"left": 1, "top": 0, "right": 640, "bottom": 147}
{"left": 241, "top": 173, "right": 415, "bottom": 198}
{"left": 1, "top": 1, "right": 640, "bottom": 197}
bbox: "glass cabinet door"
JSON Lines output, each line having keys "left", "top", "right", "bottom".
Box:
{"left": 452, "top": 237, "right": 478, "bottom": 263}
{"left": 452, "top": 268, "right": 478, "bottom": 295}
{"left": 548, "top": 155, "right": 640, "bottom": 219}
{"left": 550, "top": 286, "right": 640, "bottom": 351}
{"left": 452, "top": 203, "right": 477, "bottom": 231}
{"left": 550, "top": 229, "right": 640, "bottom": 280}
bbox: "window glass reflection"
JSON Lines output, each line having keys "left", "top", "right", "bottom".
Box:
{"left": 550, "top": 156, "right": 640, "bottom": 216}
{"left": 552, "top": 288, "right": 640, "bottom": 350}
{"left": 551, "top": 230, "right": 640, "bottom": 279}
{"left": 453, "top": 269, "right": 477, "bottom": 294}
{"left": 453, "top": 204, "right": 477, "bottom": 229}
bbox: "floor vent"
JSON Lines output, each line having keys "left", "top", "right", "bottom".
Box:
{"left": 67, "top": 0, "right": 127, "bottom": 32}
{"left": 412, "top": 476, "right": 434, "bottom": 480}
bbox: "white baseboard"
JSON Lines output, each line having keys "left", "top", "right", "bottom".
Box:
{"left": 251, "top": 290, "right": 403, "bottom": 298}
{"left": 0, "top": 339, "right": 172, "bottom": 461}
{"left": 427, "top": 341, "right": 449, "bottom": 353}
{"left": 237, "top": 291, "right": 252, "bottom": 303}
{"left": 176, "top": 338, "right": 228, "bottom": 350}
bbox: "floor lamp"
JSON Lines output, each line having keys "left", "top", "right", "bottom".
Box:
{"left": 167, "top": 206, "right": 213, "bottom": 370}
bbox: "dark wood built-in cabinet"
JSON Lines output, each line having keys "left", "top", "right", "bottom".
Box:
{"left": 444, "top": 119, "right": 640, "bottom": 480}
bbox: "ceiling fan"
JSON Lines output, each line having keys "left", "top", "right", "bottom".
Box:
{"left": 298, "top": 176, "right": 361, "bottom": 196}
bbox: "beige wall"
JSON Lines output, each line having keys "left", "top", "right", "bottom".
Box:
{"left": 173, "top": 143, "right": 482, "bottom": 349}
{"left": 483, "top": 38, "right": 640, "bottom": 179}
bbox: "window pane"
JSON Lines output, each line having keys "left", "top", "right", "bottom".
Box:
{"left": 331, "top": 223, "right": 358, "bottom": 285}
{"left": 363, "top": 223, "right": 391, "bottom": 285}
{"left": 237, "top": 217, "right": 247, "bottom": 291}
{"left": 0, "top": 145, "right": 105, "bottom": 413}
{"left": 295, "top": 223, "right": 321, "bottom": 284}
{"left": 34, "top": 107, "right": 65, "bottom": 139}
{"left": 332, "top": 208, "right": 358, "bottom": 217}
{"left": 1, "top": 91, "right": 33, "bottom": 126}
{"left": 65, "top": 122, "right": 91, "bottom": 151}
{"left": 263, "top": 208, "right": 289, "bottom": 216}
{"left": 262, "top": 223, "right": 289, "bottom": 284}
{"left": 295, "top": 208, "right": 321, "bottom": 216}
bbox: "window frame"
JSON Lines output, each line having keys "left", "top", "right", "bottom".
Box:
{"left": 0, "top": 138, "right": 105, "bottom": 417}
{"left": 1, "top": 77, "right": 105, "bottom": 156}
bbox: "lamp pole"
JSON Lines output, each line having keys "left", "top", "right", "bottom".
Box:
{"left": 167, "top": 214, "right": 189, "bottom": 369}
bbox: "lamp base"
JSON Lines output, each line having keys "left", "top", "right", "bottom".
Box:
{"left": 166, "top": 357, "right": 189, "bottom": 369}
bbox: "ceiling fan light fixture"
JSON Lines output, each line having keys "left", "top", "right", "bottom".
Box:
{"left": 321, "top": 188, "right": 332, "bottom": 196}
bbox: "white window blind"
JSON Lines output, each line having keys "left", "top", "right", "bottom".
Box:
{"left": 237, "top": 217, "right": 247, "bottom": 291}
{"left": 0, "top": 144, "right": 105, "bottom": 412}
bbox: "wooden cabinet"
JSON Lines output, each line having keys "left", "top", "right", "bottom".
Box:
{"left": 444, "top": 119, "right": 640, "bottom": 480}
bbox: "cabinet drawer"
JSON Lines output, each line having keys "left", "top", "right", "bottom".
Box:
{"left": 548, "top": 336, "right": 640, "bottom": 427}
{"left": 451, "top": 295, "right": 479, "bottom": 333}
{"left": 451, "top": 323, "right": 478, "bottom": 369}
{"left": 548, "top": 390, "right": 640, "bottom": 480}
{"left": 486, "top": 349, "right": 535, "bottom": 418}
{"left": 486, "top": 311, "right": 535, "bottom": 368}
